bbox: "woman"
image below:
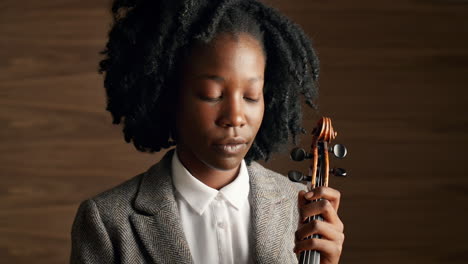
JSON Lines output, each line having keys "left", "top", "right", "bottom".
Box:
{"left": 71, "top": 0, "right": 344, "bottom": 263}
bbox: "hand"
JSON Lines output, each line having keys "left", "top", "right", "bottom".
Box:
{"left": 294, "top": 187, "right": 344, "bottom": 264}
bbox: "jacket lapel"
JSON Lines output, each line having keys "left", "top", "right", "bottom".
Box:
{"left": 130, "top": 149, "right": 193, "bottom": 264}
{"left": 248, "top": 163, "right": 295, "bottom": 263}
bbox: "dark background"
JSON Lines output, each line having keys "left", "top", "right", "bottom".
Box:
{"left": 1, "top": 0, "right": 468, "bottom": 263}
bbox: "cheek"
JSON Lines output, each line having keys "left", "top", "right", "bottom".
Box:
{"left": 180, "top": 99, "right": 218, "bottom": 128}
{"left": 176, "top": 106, "right": 214, "bottom": 148}
{"left": 248, "top": 101, "right": 265, "bottom": 130}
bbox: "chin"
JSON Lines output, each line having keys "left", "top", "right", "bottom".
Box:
{"left": 204, "top": 156, "right": 244, "bottom": 171}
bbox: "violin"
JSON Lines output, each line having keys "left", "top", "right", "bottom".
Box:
{"left": 288, "top": 117, "right": 348, "bottom": 264}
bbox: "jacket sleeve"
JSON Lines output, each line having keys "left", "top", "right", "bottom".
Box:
{"left": 70, "top": 199, "right": 115, "bottom": 264}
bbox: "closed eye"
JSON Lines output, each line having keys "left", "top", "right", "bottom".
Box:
{"left": 244, "top": 97, "right": 260, "bottom": 102}
{"left": 199, "top": 95, "right": 222, "bottom": 102}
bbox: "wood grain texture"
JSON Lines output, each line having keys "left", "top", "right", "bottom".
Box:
{"left": 1, "top": 0, "right": 467, "bottom": 263}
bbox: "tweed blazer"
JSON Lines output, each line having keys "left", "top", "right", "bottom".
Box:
{"left": 70, "top": 149, "right": 306, "bottom": 263}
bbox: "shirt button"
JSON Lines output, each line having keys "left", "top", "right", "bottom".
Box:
{"left": 217, "top": 222, "right": 225, "bottom": 229}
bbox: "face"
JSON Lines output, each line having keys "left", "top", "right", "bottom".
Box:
{"left": 175, "top": 32, "right": 265, "bottom": 173}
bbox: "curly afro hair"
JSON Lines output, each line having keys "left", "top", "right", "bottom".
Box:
{"left": 98, "top": 0, "right": 320, "bottom": 164}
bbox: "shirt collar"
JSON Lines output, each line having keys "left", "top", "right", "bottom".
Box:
{"left": 171, "top": 149, "right": 250, "bottom": 215}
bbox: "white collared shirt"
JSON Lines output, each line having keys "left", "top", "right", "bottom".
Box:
{"left": 171, "top": 149, "right": 251, "bottom": 264}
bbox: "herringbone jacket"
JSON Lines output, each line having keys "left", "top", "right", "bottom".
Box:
{"left": 70, "top": 149, "right": 306, "bottom": 263}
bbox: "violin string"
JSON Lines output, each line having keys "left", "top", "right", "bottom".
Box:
{"left": 301, "top": 141, "right": 326, "bottom": 264}
{"left": 313, "top": 141, "right": 325, "bottom": 263}
{"left": 302, "top": 167, "right": 312, "bottom": 264}
{"left": 302, "top": 165, "right": 313, "bottom": 264}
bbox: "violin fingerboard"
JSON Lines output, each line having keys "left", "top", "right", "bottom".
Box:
{"left": 298, "top": 214, "right": 323, "bottom": 263}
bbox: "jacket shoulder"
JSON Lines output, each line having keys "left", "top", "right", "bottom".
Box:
{"left": 91, "top": 172, "right": 144, "bottom": 208}
{"left": 79, "top": 166, "right": 153, "bottom": 226}
{"left": 248, "top": 161, "right": 307, "bottom": 197}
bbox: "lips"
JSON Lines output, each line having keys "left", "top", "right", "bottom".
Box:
{"left": 213, "top": 137, "right": 248, "bottom": 155}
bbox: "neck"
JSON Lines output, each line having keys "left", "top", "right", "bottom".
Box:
{"left": 176, "top": 149, "right": 241, "bottom": 190}
{"left": 193, "top": 165, "right": 240, "bottom": 190}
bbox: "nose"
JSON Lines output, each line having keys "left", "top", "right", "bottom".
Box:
{"left": 217, "top": 96, "right": 246, "bottom": 128}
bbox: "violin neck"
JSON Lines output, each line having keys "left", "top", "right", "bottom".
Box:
{"left": 298, "top": 214, "right": 323, "bottom": 264}
{"left": 299, "top": 141, "right": 327, "bottom": 264}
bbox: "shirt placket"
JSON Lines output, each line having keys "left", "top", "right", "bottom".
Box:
{"left": 213, "top": 194, "right": 232, "bottom": 264}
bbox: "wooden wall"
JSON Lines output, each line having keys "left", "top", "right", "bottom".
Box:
{"left": 1, "top": 0, "right": 467, "bottom": 263}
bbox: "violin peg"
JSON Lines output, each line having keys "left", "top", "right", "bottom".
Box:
{"left": 288, "top": 170, "right": 312, "bottom": 182}
{"left": 290, "top": 147, "right": 305, "bottom": 161}
{"left": 329, "top": 144, "right": 347, "bottom": 159}
{"left": 330, "top": 168, "right": 347, "bottom": 177}
{"left": 288, "top": 170, "right": 304, "bottom": 182}
{"left": 290, "top": 147, "right": 313, "bottom": 161}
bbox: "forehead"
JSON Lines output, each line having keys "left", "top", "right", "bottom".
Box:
{"left": 181, "top": 32, "right": 266, "bottom": 75}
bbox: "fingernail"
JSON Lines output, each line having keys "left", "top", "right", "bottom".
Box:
{"left": 305, "top": 192, "right": 314, "bottom": 199}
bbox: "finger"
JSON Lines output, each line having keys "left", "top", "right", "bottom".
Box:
{"left": 293, "top": 238, "right": 343, "bottom": 262}
{"left": 298, "top": 190, "right": 308, "bottom": 207}
{"left": 295, "top": 220, "right": 345, "bottom": 242}
{"left": 304, "top": 186, "right": 341, "bottom": 212}
{"left": 300, "top": 199, "right": 344, "bottom": 231}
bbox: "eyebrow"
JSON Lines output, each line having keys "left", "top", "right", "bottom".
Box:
{"left": 196, "top": 74, "right": 263, "bottom": 83}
